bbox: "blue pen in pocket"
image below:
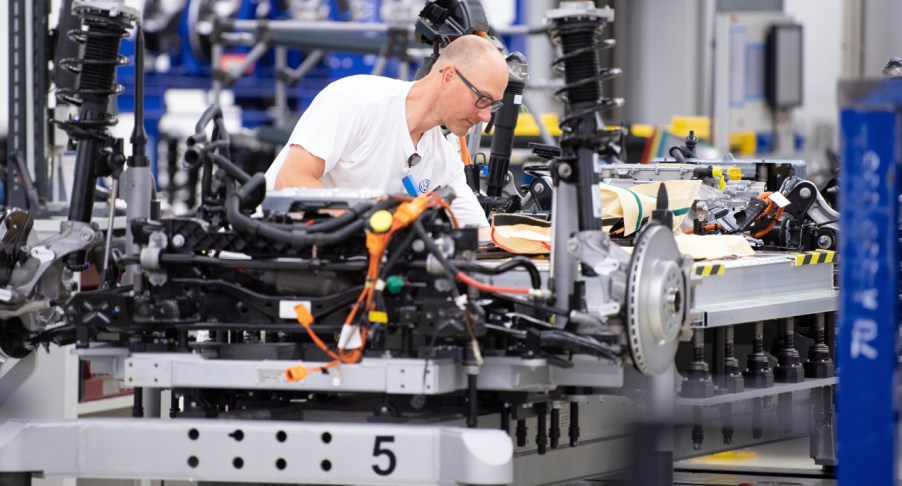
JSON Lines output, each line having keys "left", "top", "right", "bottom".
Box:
{"left": 401, "top": 174, "right": 418, "bottom": 196}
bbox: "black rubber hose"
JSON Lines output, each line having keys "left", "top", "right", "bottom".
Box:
{"left": 210, "top": 152, "right": 252, "bottom": 185}
{"left": 159, "top": 253, "right": 367, "bottom": 271}
{"left": 668, "top": 146, "right": 687, "bottom": 164}
{"left": 539, "top": 330, "right": 618, "bottom": 361}
{"left": 226, "top": 192, "right": 364, "bottom": 247}
{"left": 232, "top": 173, "right": 394, "bottom": 234}
{"left": 189, "top": 105, "right": 223, "bottom": 144}
{"left": 407, "top": 258, "right": 542, "bottom": 290}
{"left": 491, "top": 293, "right": 569, "bottom": 317}
{"left": 453, "top": 257, "right": 541, "bottom": 290}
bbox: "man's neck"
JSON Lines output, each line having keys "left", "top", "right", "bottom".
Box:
{"left": 406, "top": 79, "right": 437, "bottom": 147}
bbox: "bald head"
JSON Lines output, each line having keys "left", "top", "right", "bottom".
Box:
{"left": 432, "top": 35, "right": 508, "bottom": 78}
{"left": 408, "top": 35, "right": 510, "bottom": 137}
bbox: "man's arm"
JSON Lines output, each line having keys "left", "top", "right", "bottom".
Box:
{"left": 274, "top": 145, "right": 327, "bottom": 189}
{"left": 446, "top": 165, "right": 490, "bottom": 228}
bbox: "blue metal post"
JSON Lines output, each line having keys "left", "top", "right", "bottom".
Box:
{"left": 837, "top": 79, "right": 902, "bottom": 484}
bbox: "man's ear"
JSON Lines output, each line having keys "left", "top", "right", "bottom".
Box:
{"left": 439, "top": 66, "right": 454, "bottom": 85}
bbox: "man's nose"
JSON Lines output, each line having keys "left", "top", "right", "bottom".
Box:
{"left": 478, "top": 107, "right": 493, "bottom": 123}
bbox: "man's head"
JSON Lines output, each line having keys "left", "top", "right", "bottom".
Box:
{"left": 430, "top": 35, "right": 509, "bottom": 136}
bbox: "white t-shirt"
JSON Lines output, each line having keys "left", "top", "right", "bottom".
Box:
{"left": 265, "top": 75, "right": 489, "bottom": 227}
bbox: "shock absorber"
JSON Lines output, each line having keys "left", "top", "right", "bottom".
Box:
{"left": 546, "top": 1, "right": 623, "bottom": 232}
{"left": 54, "top": 0, "right": 139, "bottom": 269}
{"left": 544, "top": 2, "right": 623, "bottom": 329}
{"left": 485, "top": 52, "right": 528, "bottom": 200}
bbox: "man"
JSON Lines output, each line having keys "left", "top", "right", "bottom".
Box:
{"left": 264, "top": 35, "right": 509, "bottom": 228}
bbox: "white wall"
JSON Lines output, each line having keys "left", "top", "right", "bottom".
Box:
{"left": 862, "top": 0, "right": 902, "bottom": 77}
{"left": 622, "top": 0, "right": 706, "bottom": 126}
{"left": 616, "top": 0, "right": 843, "bottom": 152}
{"left": 784, "top": 0, "right": 843, "bottom": 147}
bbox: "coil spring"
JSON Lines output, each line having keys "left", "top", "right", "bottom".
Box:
{"left": 549, "top": 17, "right": 624, "bottom": 154}
{"left": 55, "top": 9, "right": 131, "bottom": 140}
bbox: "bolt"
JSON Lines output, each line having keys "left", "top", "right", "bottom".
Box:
{"left": 799, "top": 187, "right": 812, "bottom": 199}
{"left": 817, "top": 235, "right": 833, "bottom": 249}
{"left": 567, "top": 240, "right": 580, "bottom": 253}
{"left": 557, "top": 163, "right": 573, "bottom": 178}
{"left": 172, "top": 234, "right": 186, "bottom": 248}
{"left": 534, "top": 183, "right": 545, "bottom": 194}
{"left": 82, "top": 231, "right": 93, "bottom": 242}
{"left": 665, "top": 288, "right": 678, "bottom": 313}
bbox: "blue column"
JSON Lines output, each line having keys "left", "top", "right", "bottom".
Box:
{"left": 838, "top": 83, "right": 901, "bottom": 484}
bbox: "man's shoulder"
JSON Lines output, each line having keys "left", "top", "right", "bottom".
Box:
{"left": 326, "top": 75, "right": 409, "bottom": 101}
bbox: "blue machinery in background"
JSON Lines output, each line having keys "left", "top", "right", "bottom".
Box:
{"left": 837, "top": 78, "right": 902, "bottom": 484}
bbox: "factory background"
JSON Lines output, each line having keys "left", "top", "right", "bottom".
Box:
{"left": 0, "top": 1, "right": 899, "bottom": 485}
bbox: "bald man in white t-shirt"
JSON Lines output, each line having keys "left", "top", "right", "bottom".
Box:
{"left": 264, "top": 35, "right": 509, "bottom": 227}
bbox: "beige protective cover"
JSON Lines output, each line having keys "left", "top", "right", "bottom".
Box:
{"left": 490, "top": 214, "right": 551, "bottom": 255}
{"left": 673, "top": 233, "right": 755, "bottom": 260}
{"left": 600, "top": 180, "right": 702, "bottom": 235}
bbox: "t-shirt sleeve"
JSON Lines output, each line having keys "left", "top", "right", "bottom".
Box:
{"left": 286, "top": 84, "right": 361, "bottom": 176}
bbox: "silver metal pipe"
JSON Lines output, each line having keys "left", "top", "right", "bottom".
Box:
{"left": 226, "top": 19, "right": 545, "bottom": 39}
{"left": 225, "top": 40, "right": 271, "bottom": 82}
{"left": 466, "top": 124, "right": 484, "bottom": 165}
{"left": 521, "top": 98, "right": 555, "bottom": 146}
{"left": 550, "top": 182, "right": 579, "bottom": 327}
{"left": 101, "top": 179, "right": 118, "bottom": 281}
{"left": 285, "top": 49, "right": 326, "bottom": 84}
{"left": 211, "top": 41, "right": 224, "bottom": 105}
{"left": 274, "top": 46, "right": 288, "bottom": 128}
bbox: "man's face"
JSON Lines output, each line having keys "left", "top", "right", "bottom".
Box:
{"left": 442, "top": 66, "right": 507, "bottom": 137}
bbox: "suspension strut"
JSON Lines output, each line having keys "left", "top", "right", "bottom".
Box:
{"left": 546, "top": 2, "right": 623, "bottom": 232}
{"left": 485, "top": 52, "right": 528, "bottom": 200}
{"left": 54, "top": 0, "right": 139, "bottom": 270}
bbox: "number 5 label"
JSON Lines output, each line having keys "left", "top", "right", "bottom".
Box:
{"left": 372, "top": 436, "right": 397, "bottom": 476}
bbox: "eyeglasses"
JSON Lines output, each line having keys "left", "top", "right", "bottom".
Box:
{"left": 453, "top": 68, "right": 504, "bottom": 112}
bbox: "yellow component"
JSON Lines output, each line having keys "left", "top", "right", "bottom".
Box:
{"left": 791, "top": 250, "right": 836, "bottom": 266}
{"left": 711, "top": 167, "right": 723, "bottom": 178}
{"left": 726, "top": 167, "right": 743, "bottom": 180}
{"left": 484, "top": 112, "right": 563, "bottom": 137}
{"left": 369, "top": 210, "right": 393, "bottom": 233}
{"left": 369, "top": 311, "right": 389, "bottom": 324}
{"left": 539, "top": 113, "right": 563, "bottom": 136}
{"left": 729, "top": 131, "right": 757, "bottom": 155}
{"left": 718, "top": 175, "right": 726, "bottom": 191}
{"left": 690, "top": 450, "right": 758, "bottom": 464}
{"left": 285, "top": 365, "right": 309, "bottom": 382}
{"left": 669, "top": 116, "right": 710, "bottom": 140}
{"left": 511, "top": 113, "right": 540, "bottom": 136}
{"left": 294, "top": 304, "right": 314, "bottom": 327}
{"left": 692, "top": 263, "right": 725, "bottom": 277}
{"left": 630, "top": 124, "right": 655, "bottom": 138}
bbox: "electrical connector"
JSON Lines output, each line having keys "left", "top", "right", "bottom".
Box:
{"left": 294, "top": 303, "right": 314, "bottom": 327}
{"left": 285, "top": 365, "right": 309, "bottom": 382}
{"left": 393, "top": 194, "right": 433, "bottom": 228}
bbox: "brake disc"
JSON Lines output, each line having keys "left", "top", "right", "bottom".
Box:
{"left": 625, "top": 223, "right": 688, "bottom": 375}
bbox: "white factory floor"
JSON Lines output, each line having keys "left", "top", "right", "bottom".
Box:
{"left": 674, "top": 436, "right": 835, "bottom": 485}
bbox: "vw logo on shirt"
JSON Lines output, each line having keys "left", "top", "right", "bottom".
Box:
{"left": 418, "top": 179, "right": 431, "bottom": 193}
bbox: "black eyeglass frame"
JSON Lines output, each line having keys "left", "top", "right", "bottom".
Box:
{"left": 453, "top": 68, "right": 504, "bottom": 113}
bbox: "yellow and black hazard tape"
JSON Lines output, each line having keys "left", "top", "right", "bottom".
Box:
{"left": 790, "top": 250, "right": 835, "bottom": 266}
{"left": 692, "top": 263, "right": 725, "bottom": 277}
